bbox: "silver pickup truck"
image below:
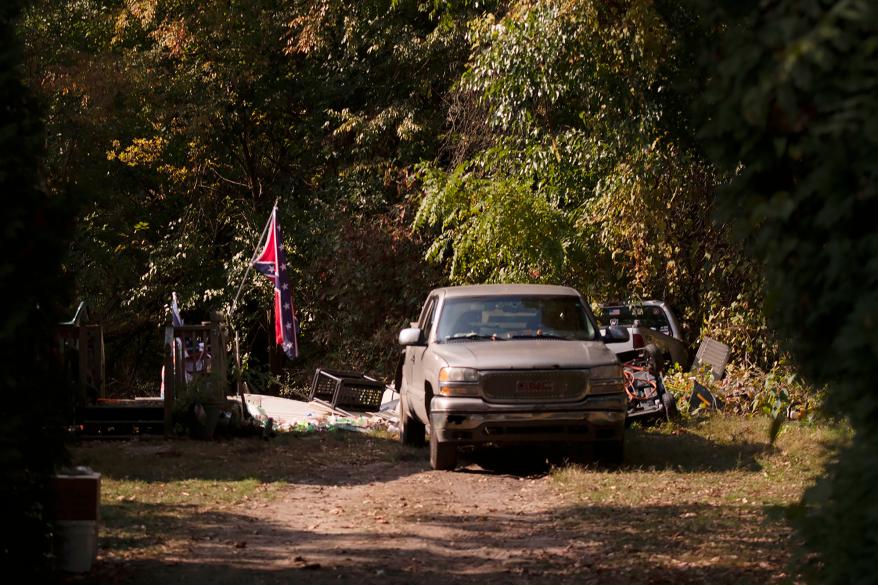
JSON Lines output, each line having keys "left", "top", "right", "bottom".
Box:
{"left": 395, "top": 284, "right": 630, "bottom": 470}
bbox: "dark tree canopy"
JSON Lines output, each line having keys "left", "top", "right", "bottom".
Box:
{"left": 703, "top": 1, "right": 878, "bottom": 581}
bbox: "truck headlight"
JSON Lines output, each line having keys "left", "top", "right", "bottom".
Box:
{"left": 438, "top": 367, "right": 481, "bottom": 397}
{"left": 438, "top": 367, "right": 480, "bottom": 383}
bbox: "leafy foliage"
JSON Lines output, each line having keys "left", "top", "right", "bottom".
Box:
{"left": 18, "top": 0, "right": 779, "bottom": 385}
{"left": 703, "top": 0, "right": 878, "bottom": 581}
{"left": 19, "top": 0, "right": 478, "bottom": 388}
{"left": 415, "top": 0, "right": 770, "bottom": 360}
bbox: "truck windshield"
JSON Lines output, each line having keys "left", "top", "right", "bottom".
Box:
{"left": 597, "top": 305, "right": 672, "bottom": 336}
{"left": 436, "top": 295, "right": 596, "bottom": 342}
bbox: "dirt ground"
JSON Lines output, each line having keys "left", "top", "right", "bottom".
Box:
{"left": 66, "top": 419, "right": 832, "bottom": 585}
{"left": 127, "top": 459, "right": 594, "bottom": 585}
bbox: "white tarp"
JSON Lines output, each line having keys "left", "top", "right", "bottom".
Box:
{"left": 238, "top": 392, "right": 399, "bottom": 433}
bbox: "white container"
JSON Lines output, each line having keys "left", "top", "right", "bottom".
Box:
{"left": 55, "top": 520, "right": 98, "bottom": 573}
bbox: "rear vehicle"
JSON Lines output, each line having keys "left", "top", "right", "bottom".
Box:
{"left": 395, "top": 284, "right": 629, "bottom": 470}
{"left": 597, "top": 301, "right": 687, "bottom": 423}
{"left": 597, "top": 300, "right": 689, "bottom": 369}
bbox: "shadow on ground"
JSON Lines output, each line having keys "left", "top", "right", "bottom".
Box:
{"left": 456, "top": 425, "right": 769, "bottom": 476}
{"left": 70, "top": 498, "right": 789, "bottom": 585}
{"left": 71, "top": 421, "right": 769, "bottom": 492}
{"left": 71, "top": 431, "right": 430, "bottom": 487}
{"left": 394, "top": 501, "right": 791, "bottom": 585}
{"left": 623, "top": 426, "right": 769, "bottom": 471}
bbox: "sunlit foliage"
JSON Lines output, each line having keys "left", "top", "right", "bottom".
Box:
{"left": 416, "top": 0, "right": 769, "bottom": 357}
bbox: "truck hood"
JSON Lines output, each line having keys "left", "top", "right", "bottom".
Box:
{"left": 430, "top": 340, "right": 618, "bottom": 370}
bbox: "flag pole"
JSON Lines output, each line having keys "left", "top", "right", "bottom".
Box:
{"left": 229, "top": 199, "right": 278, "bottom": 321}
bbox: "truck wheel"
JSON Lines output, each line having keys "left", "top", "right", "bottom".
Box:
{"left": 430, "top": 429, "right": 457, "bottom": 470}
{"left": 399, "top": 390, "right": 425, "bottom": 447}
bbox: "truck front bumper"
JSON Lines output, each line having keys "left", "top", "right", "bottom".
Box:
{"left": 429, "top": 394, "right": 626, "bottom": 445}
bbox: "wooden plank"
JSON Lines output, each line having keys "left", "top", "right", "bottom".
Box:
{"left": 172, "top": 325, "right": 212, "bottom": 335}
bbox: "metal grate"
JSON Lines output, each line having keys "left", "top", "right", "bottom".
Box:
{"left": 309, "top": 369, "right": 385, "bottom": 411}
{"left": 693, "top": 337, "right": 731, "bottom": 380}
{"left": 481, "top": 370, "right": 589, "bottom": 402}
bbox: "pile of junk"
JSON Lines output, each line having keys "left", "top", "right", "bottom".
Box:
{"left": 616, "top": 338, "right": 731, "bottom": 425}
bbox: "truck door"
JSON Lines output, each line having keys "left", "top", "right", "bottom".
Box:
{"left": 405, "top": 295, "right": 437, "bottom": 421}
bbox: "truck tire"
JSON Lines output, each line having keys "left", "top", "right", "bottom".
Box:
{"left": 399, "top": 390, "right": 425, "bottom": 447}
{"left": 430, "top": 428, "right": 457, "bottom": 470}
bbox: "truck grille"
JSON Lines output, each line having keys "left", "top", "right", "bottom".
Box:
{"left": 481, "top": 370, "right": 589, "bottom": 402}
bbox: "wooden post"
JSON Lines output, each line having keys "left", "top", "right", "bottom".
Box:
{"left": 208, "top": 312, "right": 227, "bottom": 406}
{"left": 82, "top": 324, "right": 106, "bottom": 398}
{"left": 175, "top": 339, "right": 185, "bottom": 395}
{"left": 96, "top": 325, "right": 106, "bottom": 398}
{"left": 77, "top": 326, "right": 88, "bottom": 391}
{"left": 163, "top": 326, "right": 175, "bottom": 436}
{"left": 218, "top": 314, "right": 229, "bottom": 382}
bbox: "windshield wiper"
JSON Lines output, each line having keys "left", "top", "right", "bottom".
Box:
{"left": 444, "top": 332, "right": 504, "bottom": 341}
{"left": 507, "top": 333, "right": 571, "bottom": 341}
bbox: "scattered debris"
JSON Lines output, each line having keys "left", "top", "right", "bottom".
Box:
{"left": 309, "top": 369, "right": 385, "bottom": 411}
{"left": 621, "top": 348, "right": 678, "bottom": 423}
{"left": 692, "top": 337, "right": 731, "bottom": 381}
{"left": 688, "top": 380, "right": 723, "bottom": 414}
{"left": 239, "top": 387, "right": 399, "bottom": 435}
{"left": 598, "top": 300, "right": 690, "bottom": 369}
{"left": 379, "top": 398, "right": 399, "bottom": 413}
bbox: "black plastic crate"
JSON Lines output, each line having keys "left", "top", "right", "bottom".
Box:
{"left": 309, "top": 368, "right": 385, "bottom": 411}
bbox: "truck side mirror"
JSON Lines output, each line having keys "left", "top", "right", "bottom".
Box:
{"left": 398, "top": 327, "right": 425, "bottom": 346}
{"left": 603, "top": 325, "right": 630, "bottom": 343}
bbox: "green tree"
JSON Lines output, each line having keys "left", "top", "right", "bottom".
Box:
{"left": 19, "top": 0, "right": 486, "bottom": 387}
{"left": 702, "top": 0, "right": 878, "bottom": 581}
{"left": 415, "top": 0, "right": 769, "bottom": 357}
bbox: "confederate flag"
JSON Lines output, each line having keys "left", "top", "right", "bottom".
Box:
{"left": 253, "top": 207, "right": 299, "bottom": 359}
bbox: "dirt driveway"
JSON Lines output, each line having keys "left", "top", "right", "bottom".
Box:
{"left": 156, "top": 459, "right": 591, "bottom": 585}
{"left": 72, "top": 418, "right": 833, "bottom": 585}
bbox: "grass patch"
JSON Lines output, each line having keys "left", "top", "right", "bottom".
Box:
{"left": 70, "top": 430, "right": 413, "bottom": 559}
{"left": 73, "top": 430, "right": 412, "bottom": 484}
{"left": 550, "top": 415, "right": 845, "bottom": 582}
